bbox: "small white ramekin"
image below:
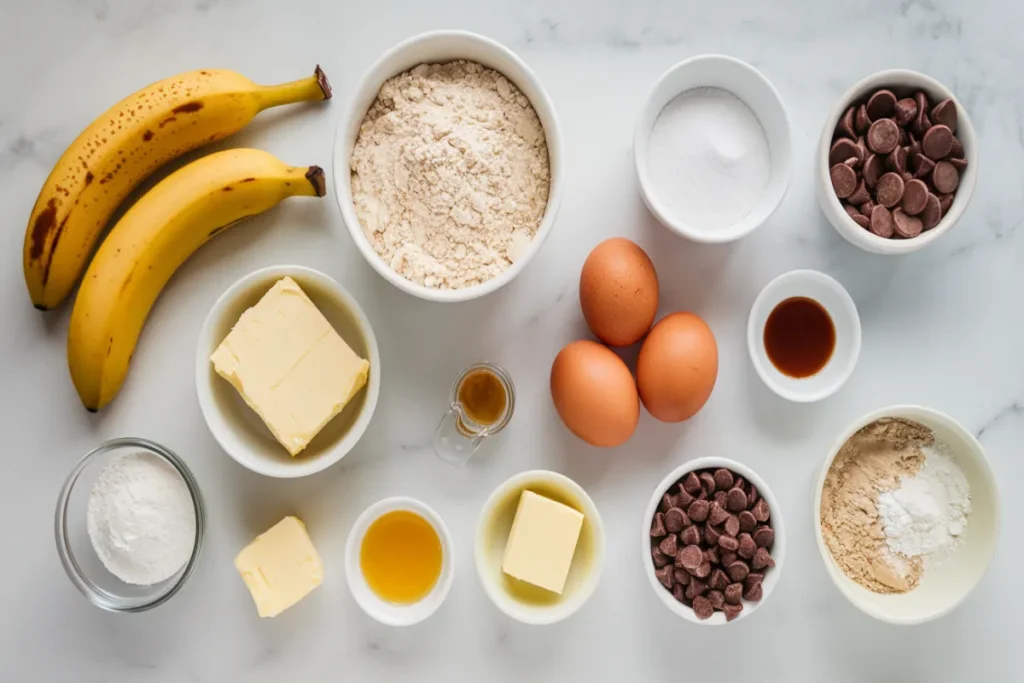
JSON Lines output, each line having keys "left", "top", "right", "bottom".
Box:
{"left": 634, "top": 54, "right": 792, "bottom": 243}
{"left": 345, "top": 497, "right": 455, "bottom": 627}
{"left": 642, "top": 457, "right": 786, "bottom": 625}
{"left": 816, "top": 69, "right": 978, "bottom": 255}
{"left": 195, "top": 265, "right": 380, "bottom": 478}
{"left": 747, "top": 269, "right": 861, "bottom": 403}
{"left": 333, "top": 30, "right": 564, "bottom": 302}
{"left": 475, "top": 470, "right": 605, "bottom": 625}
{"left": 813, "top": 406, "right": 1000, "bottom": 625}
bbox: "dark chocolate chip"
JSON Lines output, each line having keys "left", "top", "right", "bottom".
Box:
{"left": 724, "top": 603, "right": 744, "bottom": 621}
{"left": 674, "top": 568, "right": 692, "bottom": 586}
{"left": 894, "top": 97, "right": 918, "bottom": 125}
{"left": 675, "top": 486, "right": 695, "bottom": 508}
{"left": 707, "top": 590, "right": 725, "bottom": 611}
{"left": 746, "top": 572, "right": 764, "bottom": 586}
{"left": 830, "top": 163, "right": 857, "bottom": 199}
{"left": 886, "top": 145, "right": 908, "bottom": 174}
{"left": 837, "top": 106, "right": 857, "bottom": 139}
{"left": 653, "top": 545, "right": 671, "bottom": 567}
{"left": 655, "top": 564, "right": 674, "bottom": 588}
{"left": 681, "top": 525, "right": 702, "bottom": 547}
{"left": 718, "top": 535, "right": 739, "bottom": 551}
{"left": 737, "top": 533, "right": 756, "bottom": 559}
{"left": 727, "top": 560, "right": 750, "bottom": 582}
{"left": 720, "top": 551, "right": 737, "bottom": 567}
{"left": 724, "top": 514, "right": 740, "bottom": 538}
{"left": 710, "top": 568, "right": 730, "bottom": 592}
{"left": 949, "top": 136, "right": 965, "bottom": 159}
{"left": 938, "top": 192, "right": 954, "bottom": 214}
{"left": 713, "top": 469, "right": 734, "bottom": 491}
{"left": 866, "top": 89, "right": 897, "bottom": 120}
{"left": 932, "top": 161, "right": 959, "bottom": 193}
{"left": 682, "top": 472, "right": 701, "bottom": 495}
{"left": 688, "top": 499, "right": 710, "bottom": 523}
{"left": 949, "top": 157, "right": 968, "bottom": 173}
{"left": 679, "top": 544, "right": 703, "bottom": 570}
{"left": 650, "top": 511, "right": 667, "bottom": 537}
{"left": 692, "top": 595, "right": 714, "bottom": 620}
{"left": 752, "top": 547, "right": 776, "bottom": 570}
{"left": 725, "top": 582, "right": 743, "bottom": 605}
{"left": 863, "top": 154, "right": 884, "bottom": 187}
{"left": 920, "top": 193, "right": 942, "bottom": 231}
{"left": 912, "top": 92, "right": 932, "bottom": 137}
{"left": 859, "top": 200, "right": 876, "bottom": 216}
{"left": 664, "top": 507, "right": 688, "bottom": 533}
{"left": 746, "top": 485, "right": 759, "bottom": 508}
{"left": 930, "top": 98, "right": 957, "bottom": 133}
{"left": 685, "top": 578, "right": 707, "bottom": 601}
{"left": 738, "top": 511, "right": 757, "bottom": 533}
{"left": 690, "top": 561, "right": 711, "bottom": 579}
{"left": 875, "top": 172, "right": 905, "bottom": 208}
{"left": 901, "top": 179, "right": 929, "bottom": 216}
{"left": 752, "top": 526, "right": 775, "bottom": 549}
{"left": 743, "top": 580, "right": 764, "bottom": 602}
{"left": 660, "top": 493, "right": 676, "bottom": 513}
{"left": 912, "top": 152, "right": 935, "bottom": 179}
{"left": 713, "top": 490, "right": 728, "bottom": 509}
{"left": 708, "top": 501, "right": 730, "bottom": 526}
{"left": 699, "top": 472, "right": 717, "bottom": 495}
{"left": 848, "top": 179, "right": 871, "bottom": 206}
{"left": 751, "top": 498, "right": 770, "bottom": 523}
{"left": 672, "top": 583, "right": 686, "bottom": 602}
{"left": 854, "top": 104, "right": 871, "bottom": 134}
{"left": 704, "top": 523, "right": 722, "bottom": 547}
{"left": 726, "top": 488, "right": 747, "bottom": 512}
{"left": 867, "top": 118, "right": 899, "bottom": 154}
{"left": 659, "top": 534, "right": 678, "bottom": 557}
{"left": 922, "top": 124, "right": 954, "bottom": 160}
{"left": 705, "top": 546, "right": 719, "bottom": 565}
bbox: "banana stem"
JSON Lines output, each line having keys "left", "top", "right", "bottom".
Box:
{"left": 256, "top": 65, "right": 332, "bottom": 110}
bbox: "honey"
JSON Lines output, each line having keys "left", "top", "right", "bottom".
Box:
{"left": 360, "top": 510, "right": 442, "bottom": 604}
{"left": 457, "top": 369, "right": 507, "bottom": 426}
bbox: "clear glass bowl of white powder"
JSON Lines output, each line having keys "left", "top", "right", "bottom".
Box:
{"left": 55, "top": 438, "right": 205, "bottom": 612}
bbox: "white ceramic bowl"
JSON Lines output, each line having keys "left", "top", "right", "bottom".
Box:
{"left": 195, "top": 265, "right": 380, "bottom": 478}
{"left": 475, "top": 470, "right": 605, "bottom": 625}
{"left": 642, "top": 458, "right": 786, "bottom": 625}
{"left": 816, "top": 69, "right": 978, "bottom": 254}
{"left": 813, "top": 406, "right": 1000, "bottom": 624}
{"left": 345, "top": 497, "right": 454, "bottom": 626}
{"left": 747, "top": 269, "right": 861, "bottom": 402}
{"left": 333, "top": 30, "right": 564, "bottom": 302}
{"left": 634, "top": 54, "right": 792, "bottom": 243}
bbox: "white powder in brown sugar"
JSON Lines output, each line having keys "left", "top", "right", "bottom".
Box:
{"left": 350, "top": 61, "right": 550, "bottom": 289}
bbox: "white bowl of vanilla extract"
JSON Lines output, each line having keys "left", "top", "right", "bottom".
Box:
{"left": 747, "top": 270, "right": 862, "bottom": 402}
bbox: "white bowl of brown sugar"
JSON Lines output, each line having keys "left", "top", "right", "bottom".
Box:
{"left": 333, "top": 30, "right": 564, "bottom": 303}
{"left": 813, "top": 406, "right": 999, "bottom": 625}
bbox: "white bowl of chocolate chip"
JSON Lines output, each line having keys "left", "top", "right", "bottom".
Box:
{"left": 814, "top": 406, "right": 1000, "bottom": 625}
{"left": 333, "top": 30, "right": 564, "bottom": 302}
{"left": 816, "top": 69, "right": 978, "bottom": 254}
{"left": 643, "top": 457, "right": 785, "bottom": 625}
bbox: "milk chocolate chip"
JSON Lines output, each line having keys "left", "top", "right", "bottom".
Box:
{"left": 866, "top": 89, "right": 897, "bottom": 120}
{"left": 901, "top": 178, "right": 929, "bottom": 215}
{"left": 932, "top": 161, "right": 960, "bottom": 193}
{"left": 893, "top": 209, "right": 923, "bottom": 238}
{"left": 867, "top": 118, "right": 900, "bottom": 154}
{"left": 920, "top": 192, "right": 942, "bottom": 230}
{"left": 830, "top": 163, "right": 858, "bottom": 198}
{"left": 922, "top": 124, "right": 954, "bottom": 160}
{"left": 838, "top": 106, "right": 857, "bottom": 139}
{"left": 930, "top": 98, "right": 957, "bottom": 133}
{"left": 875, "top": 172, "right": 905, "bottom": 208}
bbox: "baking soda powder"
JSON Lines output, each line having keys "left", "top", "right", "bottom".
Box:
{"left": 646, "top": 87, "right": 771, "bottom": 230}
{"left": 877, "top": 442, "right": 971, "bottom": 568}
{"left": 86, "top": 451, "right": 196, "bottom": 585}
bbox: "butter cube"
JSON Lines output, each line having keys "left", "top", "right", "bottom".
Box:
{"left": 235, "top": 516, "right": 323, "bottom": 618}
{"left": 211, "top": 277, "right": 370, "bottom": 455}
{"left": 501, "top": 491, "right": 584, "bottom": 594}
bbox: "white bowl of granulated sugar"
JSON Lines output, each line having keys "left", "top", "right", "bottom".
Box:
{"left": 813, "top": 406, "right": 1000, "bottom": 625}
{"left": 635, "top": 54, "right": 792, "bottom": 243}
{"left": 333, "top": 30, "right": 564, "bottom": 303}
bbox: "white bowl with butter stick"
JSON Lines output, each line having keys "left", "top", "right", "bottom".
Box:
{"left": 196, "top": 265, "right": 380, "bottom": 478}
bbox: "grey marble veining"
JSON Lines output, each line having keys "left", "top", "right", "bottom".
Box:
{"left": 2, "top": 0, "right": 1022, "bottom": 681}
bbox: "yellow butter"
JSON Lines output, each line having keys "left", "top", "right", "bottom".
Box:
{"left": 501, "top": 491, "right": 584, "bottom": 594}
{"left": 234, "top": 516, "right": 323, "bottom": 618}
{"left": 211, "top": 277, "right": 369, "bottom": 455}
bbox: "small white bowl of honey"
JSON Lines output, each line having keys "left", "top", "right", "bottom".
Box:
{"left": 345, "top": 497, "right": 454, "bottom": 626}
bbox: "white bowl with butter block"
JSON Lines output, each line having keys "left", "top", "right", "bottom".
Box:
{"left": 475, "top": 470, "right": 605, "bottom": 625}
{"left": 196, "top": 265, "right": 380, "bottom": 478}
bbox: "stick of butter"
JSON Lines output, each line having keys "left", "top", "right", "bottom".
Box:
{"left": 211, "top": 277, "right": 369, "bottom": 456}
{"left": 235, "top": 516, "right": 323, "bottom": 618}
{"left": 501, "top": 491, "right": 584, "bottom": 594}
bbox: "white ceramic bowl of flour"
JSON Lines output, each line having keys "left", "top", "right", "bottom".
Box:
{"left": 333, "top": 30, "right": 564, "bottom": 303}
{"left": 635, "top": 54, "right": 792, "bottom": 243}
{"left": 813, "top": 406, "right": 1000, "bottom": 625}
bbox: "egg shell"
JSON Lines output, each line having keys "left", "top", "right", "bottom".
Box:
{"left": 637, "top": 312, "right": 718, "bottom": 423}
{"left": 579, "top": 238, "right": 659, "bottom": 347}
{"left": 550, "top": 340, "right": 640, "bottom": 447}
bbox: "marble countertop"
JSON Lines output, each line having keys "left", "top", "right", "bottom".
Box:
{"left": 2, "top": 0, "right": 1022, "bottom": 680}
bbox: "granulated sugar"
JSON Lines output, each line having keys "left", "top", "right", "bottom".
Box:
{"left": 646, "top": 87, "right": 770, "bottom": 230}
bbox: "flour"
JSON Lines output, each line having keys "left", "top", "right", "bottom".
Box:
{"left": 350, "top": 61, "right": 550, "bottom": 289}
{"left": 646, "top": 87, "right": 770, "bottom": 230}
{"left": 877, "top": 442, "right": 971, "bottom": 568}
{"left": 86, "top": 451, "right": 196, "bottom": 585}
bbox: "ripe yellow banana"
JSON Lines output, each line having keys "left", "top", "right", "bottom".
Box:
{"left": 24, "top": 66, "right": 331, "bottom": 310}
{"left": 67, "top": 148, "right": 326, "bottom": 412}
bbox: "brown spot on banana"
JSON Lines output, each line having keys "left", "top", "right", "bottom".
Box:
{"left": 29, "top": 198, "right": 58, "bottom": 260}
{"left": 172, "top": 101, "right": 204, "bottom": 114}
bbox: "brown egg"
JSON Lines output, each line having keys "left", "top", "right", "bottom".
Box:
{"left": 637, "top": 312, "right": 718, "bottom": 422}
{"left": 579, "top": 238, "right": 659, "bottom": 347}
{"left": 550, "top": 340, "right": 640, "bottom": 447}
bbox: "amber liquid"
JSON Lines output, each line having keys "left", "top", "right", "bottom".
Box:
{"left": 457, "top": 370, "right": 507, "bottom": 426}
{"left": 763, "top": 297, "right": 836, "bottom": 378}
{"left": 360, "top": 510, "right": 442, "bottom": 604}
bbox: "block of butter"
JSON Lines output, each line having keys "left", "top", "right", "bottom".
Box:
{"left": 501, "top": 490, "right": 584, "bottom": 594}
{"left": 211, "top": 277, "right": 370, "bottom": 456}
{"left": 235, "top": 516, "right": 323, "bottom": 618}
